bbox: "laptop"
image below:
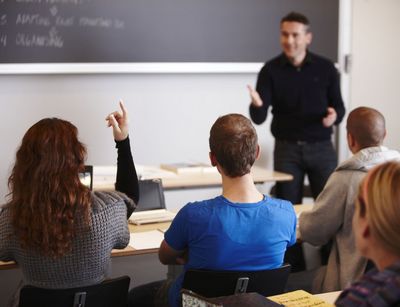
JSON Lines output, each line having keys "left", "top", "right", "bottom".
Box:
{"left": 79, "top": 165, "right": 93, "bottom": 190}
{"left": 129, "top": 179, "right": 176, "bottom": 225}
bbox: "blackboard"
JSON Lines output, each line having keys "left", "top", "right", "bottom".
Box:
{"left": 0, "top": 0, "right": 339, "bottom": 64}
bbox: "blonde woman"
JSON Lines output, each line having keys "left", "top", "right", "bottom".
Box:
{"left": 335, "top": 161, "right": 400, "bottom": 306}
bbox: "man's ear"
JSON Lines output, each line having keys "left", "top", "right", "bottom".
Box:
{"left": 209, "top": 152, "right": 218, "bottom": 167}
{"left": 255, "top": 144, "right": 261, "bottom": 160}
{"left": 306, "top": 32, "right": 312, "bottom": 45}
{"left": 347, "top": 132, "right": 356, "bottom": 149}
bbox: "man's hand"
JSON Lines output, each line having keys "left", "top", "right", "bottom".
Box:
{"left": 106, "top": 100, "right": 129, "bottom": 141}
{"left": 159, "top": 240, "right": 187, "bottom": 265}
{"left": 175, "top": 250, "right": 188, "bottom": 265}
{"left": 247, "top": 85, "right": 263, "bottom": 107}
{"left": 322, "top": 107, "right": 337, "bottom": 127}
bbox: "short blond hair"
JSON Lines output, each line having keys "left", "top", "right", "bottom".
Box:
{"left": 362, "top": 161, "right": 400, "bottom": 256}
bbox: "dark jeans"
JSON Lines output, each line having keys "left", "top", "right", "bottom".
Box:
{"left": 274, "top": 139, "right": 337, "bottom": 271}
{"left": 273, "top": 139, "right": 337, "bottom": 205}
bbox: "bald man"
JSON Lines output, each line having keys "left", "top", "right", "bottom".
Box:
{"left": 297, "top": 107, "right": 400, "bottom": 293}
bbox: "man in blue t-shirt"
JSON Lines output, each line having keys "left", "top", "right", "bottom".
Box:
{"left": 128, "top": 114, "right": 296, "bottom": 307}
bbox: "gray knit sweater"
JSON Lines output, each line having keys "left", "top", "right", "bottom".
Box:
{"left": 299, "top": 146, "right": 400, "bottom": 293}
{"left": 0, "top": 191, "right": 132, "bottom": 288}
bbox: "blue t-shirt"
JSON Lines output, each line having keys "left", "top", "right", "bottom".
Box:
{"left": 164, "top": 195, "right": 297, "bottom": 307}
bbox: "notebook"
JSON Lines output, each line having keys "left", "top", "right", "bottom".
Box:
{"left": 129, "top": 179, "right": 176, "bottom": 225}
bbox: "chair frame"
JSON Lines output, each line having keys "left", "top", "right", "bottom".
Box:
{"left": 182, "top": 264, "right": 291, "bottom": 298}
{"left": 18, "top": 275, "right": 130, "bottom": 307}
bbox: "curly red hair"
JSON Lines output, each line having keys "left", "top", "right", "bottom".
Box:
{"left": 7, "top": 118, "right": 92, "bottom": 258}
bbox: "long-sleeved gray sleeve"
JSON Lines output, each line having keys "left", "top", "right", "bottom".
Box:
{"left": 299, "top": 171, "right": 350, "bottom": 246}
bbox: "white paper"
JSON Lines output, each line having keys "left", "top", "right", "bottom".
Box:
{"left": 129, "top": 230, "right": 164, "bottom": 250}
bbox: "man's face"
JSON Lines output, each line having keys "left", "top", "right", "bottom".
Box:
{"left": 280, "top": 21, "right": 312, "bottom": 62}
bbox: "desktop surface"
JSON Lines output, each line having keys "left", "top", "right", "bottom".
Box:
{"left": 93, "top": 165, "right": 293, "bottom": 191}
{"left": 0, "top": 204, "right": 311, "bottom": 269}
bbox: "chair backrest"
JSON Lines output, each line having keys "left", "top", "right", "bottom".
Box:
{"left": 18, "top": 276, "right": 130, "bottom": 307}
{"left": 182, "top": 264, "right": 291, "bottom": 298}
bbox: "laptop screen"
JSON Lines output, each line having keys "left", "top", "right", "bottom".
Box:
{"left": 136, "top": 179, "right": 166, "bottom": 211}
{"left": 79, "top": 165, "right": 93, "bottom": 190}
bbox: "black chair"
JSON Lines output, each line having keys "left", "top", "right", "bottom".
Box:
{"left": 181, "top": 264, "right": 291, "bottom": 298}
{"left": 18, "top": 276, "right": 130, "bottom": 307}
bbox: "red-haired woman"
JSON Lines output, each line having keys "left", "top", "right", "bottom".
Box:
{"left": 0, "top": 101, "right": 138, "bottom": 307}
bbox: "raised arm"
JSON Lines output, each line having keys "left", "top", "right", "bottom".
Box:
{"left": 106, "top": 101, "right": 139, "bottom": 207}
{"left": 248, "top": 84, "right": 268, "bottom": 125}
{"left": 248, "top": 66, "right": 271, "bottom": 125}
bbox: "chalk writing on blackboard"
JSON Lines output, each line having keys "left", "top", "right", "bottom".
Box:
{"left": 2, "top": 1, "right": 125, "bottom": 50}
{"left": 0, "top": 0, "right": 339, "bottom": 66}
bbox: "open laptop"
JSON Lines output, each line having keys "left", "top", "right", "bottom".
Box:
{"left": 79, "top": 165, "right": 93, "bottom": 190}
{"left": 129, "top": 179, "right": 176, "bottom": 225}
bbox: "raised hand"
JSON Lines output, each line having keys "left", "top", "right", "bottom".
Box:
{"left": 106, "top": 100, "right": 129, "bottom": 141}
{"left": 247, "top": 84, "right": 263, "bottom": 107}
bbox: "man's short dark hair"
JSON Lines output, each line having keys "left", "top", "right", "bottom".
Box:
{"left": 281, "top": 12, "right": 310, "bottom": 31}
{"left": 209, "top": 114, "right": 258, "bottom": 177}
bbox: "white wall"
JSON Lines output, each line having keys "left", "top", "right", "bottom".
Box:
{"left": 0, "top": 73, "right": 274, "bottom": 205}
{"left": 350, "top": 0, "right": 400, "bottom": 150}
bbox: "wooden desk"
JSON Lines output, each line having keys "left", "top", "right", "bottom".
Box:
{"left": 0, "top": 221, "right": 171, "bottom": 271}
{"left": 0, "top": 166, "right": 293, "bottom": 270}
{"left": 157, "top": 167, "right": 292, "bottom": 189}
{"left": 294, "top": 203, "right": 313, "bottom": 216}
{"left": 1, "top": 204, "right": 310, "bottom": 270}
{"left": 111, "top": 222, "right": 170, "bottom": 257}
{"left": 93, "top": 165, "right": 293, "bottom": 190}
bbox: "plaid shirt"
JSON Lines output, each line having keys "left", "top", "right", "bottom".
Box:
{"left": 335, "top": 261, "right": 400, "bottom": 307}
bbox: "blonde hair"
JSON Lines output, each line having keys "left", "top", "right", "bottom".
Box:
{"left": 363, "top": 161, "right": 400, "bottom": 256}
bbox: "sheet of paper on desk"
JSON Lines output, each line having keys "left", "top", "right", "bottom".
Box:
{"left": 93, "top": 165, "right": 177, "bottom": 183}
{"left": 160, "top": 162, "right": 217, "bottom": 174}
{"left": 136, "top": 165, "right": 178, "bottom": 180}
{"left": 268, "top": 290, "right": 333, "bottom": 307}
{"left": 129, "top": 230, "right": 164, "bottom": 250}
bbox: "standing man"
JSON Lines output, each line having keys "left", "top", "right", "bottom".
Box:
{"left": 248, "top": 12, "right": 345, "bottom": 205}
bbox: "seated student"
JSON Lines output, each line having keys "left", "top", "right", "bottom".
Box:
{"left": 297, "top": 107, "right": 400, "bottom": 293}
{"left": 0, "top": 101, "right": 138, "bottom": 307}
{"left": 335, "top": 161, "right": 400, "bottom": 306}
{"left": 129, "top": 114, "right": 297, "bottom": 307}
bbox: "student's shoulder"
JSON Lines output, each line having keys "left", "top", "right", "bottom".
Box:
{"left": 179, "top": 196, "right": 222, "bottom": 216}
{"left": 0, "top": 205, "right": 11, "bottom": 220}
{"left": 91, "top": 191, "right": 131, "bottom": 213}
{"left": 264, "top": 196, "right": 295, "bottom": 214}
{"left": 0, "top": 206, "right": 13, "bottom": 235}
